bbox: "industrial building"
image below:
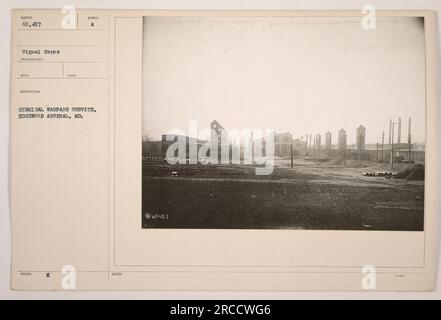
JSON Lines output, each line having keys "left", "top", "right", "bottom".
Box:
{"left": 356, "top": 125, "right": 366, "bottom": 151}
{"left": 143, "top": 117, "right": 424, "bottom": 166}
{"left": 274, "top": 132, "right": 293, "bottom": 158}
{"left": 142, "top": 134, "right": 207, "bottom": 161}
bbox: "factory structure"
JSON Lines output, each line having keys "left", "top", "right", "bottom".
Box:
{"left": 142, "top": 117, "right": 425, "bottom": 165}
{"left": 298, "top": 117, "right": 424, "bottom": 164}
{"left": 143, "top": 120, "right": 241, "bottom": 163}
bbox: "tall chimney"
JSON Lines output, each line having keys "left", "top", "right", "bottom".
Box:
{"left": 398, "top": 117, "right": 402, "bottom": 144}
{"left": 408, "top": 118, "right": 412, "bottom": 138}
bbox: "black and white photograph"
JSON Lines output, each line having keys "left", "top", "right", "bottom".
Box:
{"left": 141, "top": 16, "right": 425, "bottom": 231}
{"left": 4, "top": 3, "right": 441, "bottom": 296}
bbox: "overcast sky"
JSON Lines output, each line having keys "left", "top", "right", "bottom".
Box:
{"left": 142, "top": 16, "right": 425, "bottom": 144}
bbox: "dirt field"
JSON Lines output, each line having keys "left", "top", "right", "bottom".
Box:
{"left": 141, "top": 159, "right": 424, "bottom": 231}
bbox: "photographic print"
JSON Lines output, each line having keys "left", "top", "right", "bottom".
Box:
{"left": 141, "top": 16, "right": 425, "bottom": 231}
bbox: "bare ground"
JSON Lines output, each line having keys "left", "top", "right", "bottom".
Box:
{"left": 141, "top": 160, "right": 424, "bottom": 231}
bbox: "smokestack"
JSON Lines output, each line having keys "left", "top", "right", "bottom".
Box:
{"left": 398, "top": 117, "right": 401, "bottom": 144}
{"left": 408, "top": 118, "right": 412, "bottom": 138}
{"left": 389, "top": 119, "right": 392, "bottom": 144}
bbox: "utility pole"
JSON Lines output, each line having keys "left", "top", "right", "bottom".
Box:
{"left": 389, "top": 119, "right": 392, "bottom": 144}
{"left": 344, "top": 145, "right": 346, "bottom": 167}
{"left": 376, "top": 143, "right": 379, "bottom": 163}
{"left": 305, "top": 133, "right": 308, "bottom": 154}
{"left": 408, "top": 118, "right": 412, "bottom": 163}
{"left": 340, "top": 131, "right": 347, "bottom": 167}
{"left": 290, "top": 138, "right": 294, "bottom": 168}
{"left": 308, "top": 134, "right": 312, "bottom": 155}
{"left": 251, "top": 131, "right": 254, "bottom": 164}
{"left": 381, "top": 131, "right": 384, "bottom": 163}
{"left": 390, "top": 122, "right": 396, "bottom": 170}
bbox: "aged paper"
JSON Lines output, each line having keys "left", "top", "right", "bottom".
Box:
{"left": 10, "top": 9, "right": 439, "bottom": 291}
